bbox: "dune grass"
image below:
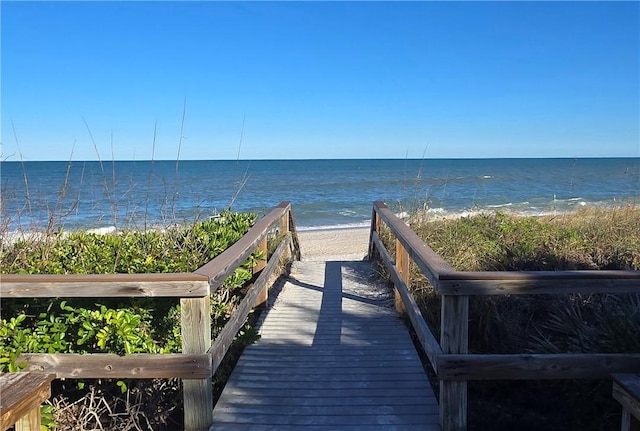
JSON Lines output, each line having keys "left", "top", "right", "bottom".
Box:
{"left": 389, "top": 206, "right": 640, "bottom": 430}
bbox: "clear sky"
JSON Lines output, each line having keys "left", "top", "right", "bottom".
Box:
{"left": 1, "top": 1, "right": 639, "bottom": 161}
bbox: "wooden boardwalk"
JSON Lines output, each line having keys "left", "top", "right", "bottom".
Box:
{"left": 211, "top": 259, "right": 440, "bottom": 430}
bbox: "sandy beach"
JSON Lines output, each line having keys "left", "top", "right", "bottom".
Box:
{"left": 296, "top": 227, "right": 370, "bottom": 261}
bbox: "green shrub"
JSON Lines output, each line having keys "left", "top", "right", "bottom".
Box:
{"left": 1, "top": 210, "right": 257, "bottom": 274}
{"left": 0, "top": 211, "right": 262, "bottom": 367}
{"left": 0, "top": 210, "right": 267, "bottom": 430}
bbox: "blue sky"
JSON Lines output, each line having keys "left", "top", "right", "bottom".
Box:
{"left": 1, "top": 1, "right": 639, "bottom": 161}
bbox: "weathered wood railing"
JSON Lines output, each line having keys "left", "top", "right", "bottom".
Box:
{"left": 612, "top": 374, "right": 640, "bottom": 431}
{"left": 1, "top": 201, "right": 300, "bottom": 431}
{"left": 368, "top": 200, "right": 640, "bottom": 431}
{"left": 0, "top": 372, "right": 56, "bottom": 430}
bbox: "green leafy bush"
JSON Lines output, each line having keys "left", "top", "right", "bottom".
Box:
{"left": 1, "top": 211, "right": 261, "bottom": 368}
{"left": 0, "top": 210, "right": 266, "bottom": 430}
{"left": 1, "top": 210, "right": 257, "bottom": 274}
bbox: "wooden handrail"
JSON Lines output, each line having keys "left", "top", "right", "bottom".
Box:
{"left": 19, "top": 353, "right": 211, "bottom": 378}
{"left": 370, "top": 231, "right": 443, "bottom": 373}
{"left": 438, "top": 269, "right": 640, "bottom": 295}
{"left": 612, "top": 374, "right": 640, "bottom": 431}
{"left": 2, "top": 202, "right": 300, "bottom": 431}
{"left": 210, "top": 233, "right": 294, "bottom": 374}
{"left": 371, "top": 201, "right": 640, "bottom": 297}
{"left": 194, "top": 202, "right": 293, "bottom": 287}
{"left": 371, "top": 201, "right": 455, "bottom": 289}
{"left": 369, "top": 201, "right": 469, "bottom": 430}
{"left": 0, "top": 372, "right": 56, "bottom": 431}
{"left": 368, "top": 200, "right": 640, "bottom": 431}
{"left": 438, "top": 353, "right": 640, "bottom": 380}
{"left": 0, "top": 273, "right": 210, "bottom": 298}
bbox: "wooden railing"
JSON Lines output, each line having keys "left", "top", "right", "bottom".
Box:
{"left": 1, "top": 201, "right": 301, "bottom": 431}
{"left": 0, "top": 372, "right": 56, "bottom": 430}
{"left": 368, "top": 201, "right": 640, "bottom": 431}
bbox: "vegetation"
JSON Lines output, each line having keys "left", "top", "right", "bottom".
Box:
{"left": 411, "top": 206, "right": 640, "bottom": 272}
{"left": 0, "top": 115, "right": 280, "bottom": 429}
{"left": 2, "top": 211, "right": 258, "bottom": 275}
{"left": 388, "top": 206, "right": 640, "bottom": 431}
{"left": 0, "top": 211, "right": 266, "bottom": 430}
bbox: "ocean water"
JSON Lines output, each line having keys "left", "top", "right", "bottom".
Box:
{"left": 1, "top": 158, "right": 638, "bottom": 233}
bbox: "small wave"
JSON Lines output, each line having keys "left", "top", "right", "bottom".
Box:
{"left": 487, "top": 203, "right": 513, "bottom": 208}
{"left": 86, "top": 226, "right": 117, "bottom": 235}
{"left": 405, "top": 207, "right": 490, "bottom": 222}
{"left": 440, "top": 209, "right": 489, "bottom": 220}
{"left": 2, "top": 230, "right": 46, "bottom": 245}
{"left": 338, "top": 210, "right": 358, "bottom": 217}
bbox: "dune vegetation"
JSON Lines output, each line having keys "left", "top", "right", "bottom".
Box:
{"left": 0, "top": 211, "right": 266, "bottom": 430}
{"left": 396, "top": 206, "right": 640, "bottom": 431}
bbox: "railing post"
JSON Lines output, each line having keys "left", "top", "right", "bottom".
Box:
{"left": 285, "top": 206, "right": 302, "bottom": 261}
{"left": 368, "top": 205, "right": 379, "bottom": 259}
{"left": 280, "top": 210, "right": 290, "bottom": 235}
{"left": 395, "top": 239, "right": 409, "bottom": 314}
{"left": 15, "top": 406, "right": 41, "bottom": 431}
{"left": 254, "top": 235, "right": 269, "bottom": 307}
{"left": 369, "top": 202, "right": 387, "bottom": 260}
{"left": 181, "top": 296, "right": 212, "bottom": 431}
{"left": 440, "top": 294, "right": 469, "bottom": 431}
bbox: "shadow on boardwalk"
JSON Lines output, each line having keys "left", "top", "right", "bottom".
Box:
{"left": 211, "top": 259, "right": 441, "bottom": 431}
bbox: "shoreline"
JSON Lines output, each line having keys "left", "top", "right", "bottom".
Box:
{"left": 4, "top": 202, "right": 637, "bottom": 238}
{"left": 4, "top": 205, "right": 636, "bottom": 250}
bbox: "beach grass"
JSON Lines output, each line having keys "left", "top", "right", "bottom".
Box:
{"left": 379, "top": 206, "right": 640, "bottom": 430}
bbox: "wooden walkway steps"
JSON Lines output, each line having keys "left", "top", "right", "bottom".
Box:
{"left": 211, "top": 259, "right": 440, "bottom": 430}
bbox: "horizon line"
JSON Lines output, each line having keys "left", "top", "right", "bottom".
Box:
{"left": 4, "top": 155, "right": 640, "bottom": 163}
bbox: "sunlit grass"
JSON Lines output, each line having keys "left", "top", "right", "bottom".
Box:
{"left": 388, "top": 206, "right": 640, "bottom": 430}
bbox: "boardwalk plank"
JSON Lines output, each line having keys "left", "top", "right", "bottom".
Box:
{"left": 216, "top": 395, "right": 437, "bottom": 407}
{"left": 241, "top": 347, "right": 420, "bottom": 356}
{"left": 228, "top": 372, "right": 429, "bottom": 383}
{"left": 213, "top": 412, "right": 438, "bottom": 426}
{"left": 211, "top": 260, "right": 440, "bottom": 430}
{"left": 227, "top": 379, "right": 432, "bottom": 390}
{"left": 219, "top": 387, "right": 433, "bottom": 398}
{"left": 212, "top": 424, "right": 441, "bottom": 431}
{"left": 215, "top": 404, "right": 439, "bottom": 416}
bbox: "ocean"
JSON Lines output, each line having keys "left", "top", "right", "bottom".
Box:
{"left": 1, "top": 158, "right": 638, "bottom": 233}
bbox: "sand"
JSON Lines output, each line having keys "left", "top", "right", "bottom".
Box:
{"left": 296, "top": 227, "right": 370, "bottom": 261}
